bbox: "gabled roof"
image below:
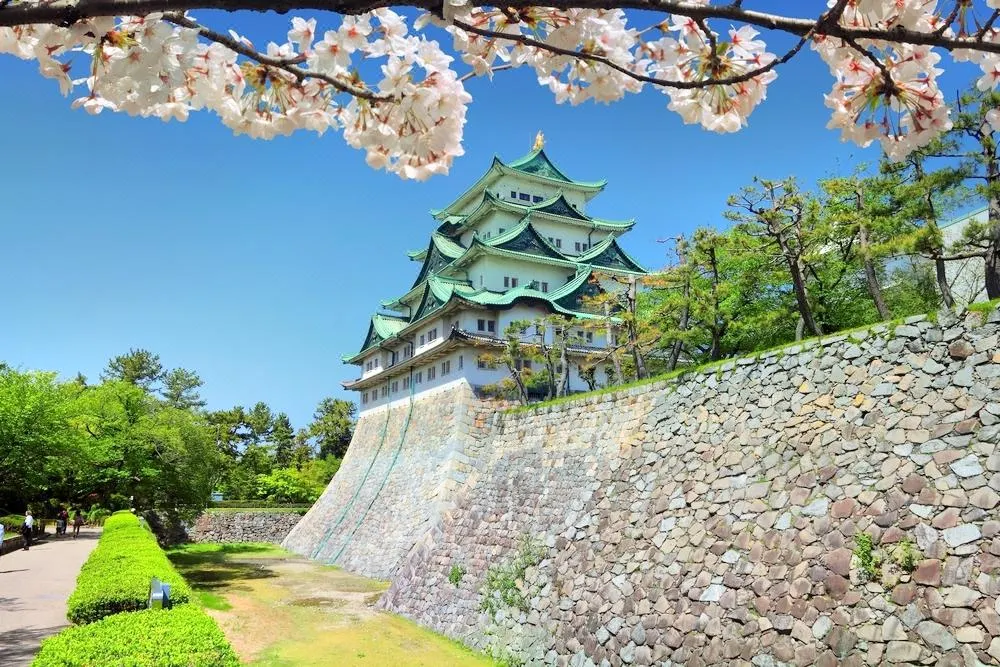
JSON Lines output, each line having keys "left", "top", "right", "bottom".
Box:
{"left": 409, "top": 234, "right": 467, "bottom": 288}
{"left": 577, "top": 235, "right": 648, "bottom": 274}
{"left": 431, "top": 150, "right": 607, "bottom": 220}
{"left": 355, "top": 314, "right": 409, "bottom": 357}
{"left": 407, "top": 233, "right": 465, "bottom": 262}
{"left": 436, "top": 190, "right": 635, "bottom": 237}
{"left": 507, "top": 148, "right": 587, "bottom": 184}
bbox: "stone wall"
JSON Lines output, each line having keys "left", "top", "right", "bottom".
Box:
{"left": 189, "top": 510, "right": 302, "bottom": 544}
{"left": 282, "top": 381, "right": 507, "bottom": 578}
{"left": 379, "top": 309, "right": 1000, "bottom": 666}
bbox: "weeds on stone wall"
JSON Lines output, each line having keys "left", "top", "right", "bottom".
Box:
{"left": 479, "top": 536, "right": 546, "bottom": 619}
{"left": 853, "top": 533, "right": 880, "bottom": 581}
{"left": 890, "top": 538, "right": 919, "bottom": 573}
{"left": 448, "top": 564, "right": 466, "bottom": 586}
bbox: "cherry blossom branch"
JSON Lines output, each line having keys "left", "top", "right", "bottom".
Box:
{"left": 0, "top": 0, "right": 998, "bottom": 62}
{"left": 450, "top": 15, "right": 812, "bottom": 90}
{"left": 977, "top": 9, "right": 1000, "bottom": 39}
{"left": 162, "top": 12, "right": 387, "bottom": 100}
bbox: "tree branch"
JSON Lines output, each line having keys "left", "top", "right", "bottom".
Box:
{"left": 6, "top": 0, "right": 1000, "bottom": 60}
{"left": 449, "top": 14, "right": 812, "bottom": 90}
{"left": 163, "top": 13, "right": 387, "bottom": 101}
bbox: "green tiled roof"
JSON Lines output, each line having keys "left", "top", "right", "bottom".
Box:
{"left": 506, "top": 149, "right": 606, "bottom": 189}
{"left": 346, "top": 268, "right": 613, "bottom": 362}
{"left": 437, "top": 191, "right": 634, "bottom": 237}
{"left": 409, "top": 234, "right": 468, "bottom": 288}
{"left": 348, "top": 313, "right": 409, "bottom": 360}
{"left": 432, "top": 151, "right": 607, "bottom": 221}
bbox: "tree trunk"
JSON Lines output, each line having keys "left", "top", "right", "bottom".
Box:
{"left": 557, "top": 342, "right": 569, "bottom": 397}
{"left": 706, "top": 244, "right": 725, "bottom": 360}
{"left": 858, "top": 221, "right": 891, "bottom": 320}
{"left": 987, "top": 206, "right": 1000, "bottom": 300}
{"left": 626, "top": 278, "right": 648, "bottom": 380}
{"left": 935, "top": 256, "right": 955, "bottom": 309}
{"left": 604, "top": 303, "right": 622, "bottom": 385}
{"left": 667, "top": 271, "right": 690, "bottom": 372}
{"left": 509, "top": 366, "right": 529, "bottom": 405}
{"left": 788, "top": 257, "right": 822, "bottom": 336}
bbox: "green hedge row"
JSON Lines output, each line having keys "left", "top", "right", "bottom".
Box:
{"left": 33, "top": 605, "right": 239, "bottom": 667}
{"left": 66, "top": 512, "right": 191, "bottom": 624}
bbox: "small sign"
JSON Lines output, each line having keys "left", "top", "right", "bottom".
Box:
{"left": 211, "top": 492, "right": 224, "bottom": 502}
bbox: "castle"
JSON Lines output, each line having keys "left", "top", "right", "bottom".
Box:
{"left": 343, "top": 137, "right": 648, "bottom": 411}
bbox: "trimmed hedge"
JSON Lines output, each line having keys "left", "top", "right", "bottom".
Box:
{"left": 66, "top": 512, "right": 191, "bottom": 624}
{"left": 32, "top": 605, "right": 240, "bottom": 667}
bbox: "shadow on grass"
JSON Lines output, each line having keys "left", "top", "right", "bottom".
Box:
{"left": 167, "top": 543, "right": 285, "bottom": 591}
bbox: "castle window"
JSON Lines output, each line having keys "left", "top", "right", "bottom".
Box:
{"left": 442, "top": 360, "right": 451, "bottom": 375}
{"left": 503, "top": 277, "right": 509, "bottom": 288}
{"left": 575, "top": 241, "right": 581, "bottom": 252}
{"left": 510, "top": 190, "right": 517, "bottom": 199}
{"left": 555, "top": 239, "right": 562, "bottom": 248}
{"left": 519, "top": 192, "right": 530, "bottom": 201}
{"left": 499, "top": 228, "right": 505, "bottom": 233}
{"left": 403, "top": 376, "right": 409, "bottom": 390}
{"left": 477, "top": 356, "right": 495, "bottom": 369}
{"left": 391, "top": 381, "right": 398, "bottom": 393}
{"left": 541, "top": 282, "right": 549, "bottom": 293}
{"left": 477, "top": 319, "right": 486, "bottom": 331}
{"left": 428, "top": 366, "right": 436, "bottom": 380}
{"left": 586, "top": 332, "right": 594, "bottom": 343}
{"left": 416, "top": 371, "right": 423, "bottom": 384}
{"left": 362, "top": 392, "right": 368, "bottom": 404}
{"left": 381, "top": 385, "right": 388, "bottom": 397}
{"left": 487, "top": 320, "right": 496, "bottom": 333}
{"left": 428, "top": 328, "right": 438, "bottom": 341}
{"left": 419, "top": 334, "right": 425, "bottom": 346}
{"left": 458, "top": 355, "right": 463, "bottom": 370}
{"left": 533, "top": 195, "right": 543, "bottom": 203}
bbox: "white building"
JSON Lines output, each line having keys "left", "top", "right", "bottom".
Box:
{"left": 343, "top": 141, "right": 648, "bottom": 412}
{"left": 939, "top": 206, "right": 989, "bottom": 306}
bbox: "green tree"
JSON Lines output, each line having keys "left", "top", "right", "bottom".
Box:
{"left": 101, "top": 348, "right": 164, "bottom": 390}
{"left": 161, "top": 368, "right": 206, "bottom": 410}
{"left": 309, "top": 398, "right": 356, "bottom": 459}
{"left": 246, "top": 401, "right": 275, "bottom": 445}
{"left": 0, "top": 368, "right": 80, "bottom": 509}
{"left": 272, "top": 413, "right": 295, "bottom": 468}
{"left": 69, "top": 380, "right": 219, "bottom": 515}
{"left": 726, "top": 177, "right": 824, "bottom": 337}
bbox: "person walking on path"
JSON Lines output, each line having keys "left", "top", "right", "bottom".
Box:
{"left": 1, "top": 521, "right": 5, "bottom": 558}
{"left": 21, "top": 511, "right": 34, "bottom": 550}
{"left": 72, "top": 510, "right": 83, "bottom": 539}
{"left": 56, "top": 508, "right": 67, "bottom": 536}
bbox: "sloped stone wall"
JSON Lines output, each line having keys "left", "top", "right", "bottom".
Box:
{"left": 382, "top": 309, "right": 1000, "bottom": 666}
{"left": 188, "top": 511, "right": 302, "bottom": 544}
{"left": 282, "top": 380, "right": 506, "bottom": 578}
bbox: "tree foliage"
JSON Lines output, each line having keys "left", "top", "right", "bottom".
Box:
{"left": 0, "top": 351, "right": 355, "bottom": 515}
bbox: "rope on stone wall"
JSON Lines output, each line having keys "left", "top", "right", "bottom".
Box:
{"left": 328, "top": 377, "right": 416, "bottom": 566}
{"left": 309, "top": 406, "right": 393, "bottom": 560}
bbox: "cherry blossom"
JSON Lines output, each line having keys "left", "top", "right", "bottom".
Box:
{"left": 6, "top": 1, "right": 1000, "bottom": 177}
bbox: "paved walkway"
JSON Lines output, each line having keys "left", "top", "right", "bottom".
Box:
{"left": 0, "top": 529, "right": 100, "bottom": 666}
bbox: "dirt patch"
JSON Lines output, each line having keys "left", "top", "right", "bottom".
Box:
{"left": 169, "top": 544, "right": 493, "bottom": 666}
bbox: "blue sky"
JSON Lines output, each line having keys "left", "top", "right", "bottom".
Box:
{"left": 0, "top": 6, "right": 982, "bottom": 428}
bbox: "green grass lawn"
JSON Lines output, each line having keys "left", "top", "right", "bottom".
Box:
{"left": 167, "top": 543, "right": 495, "bottom": 667}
